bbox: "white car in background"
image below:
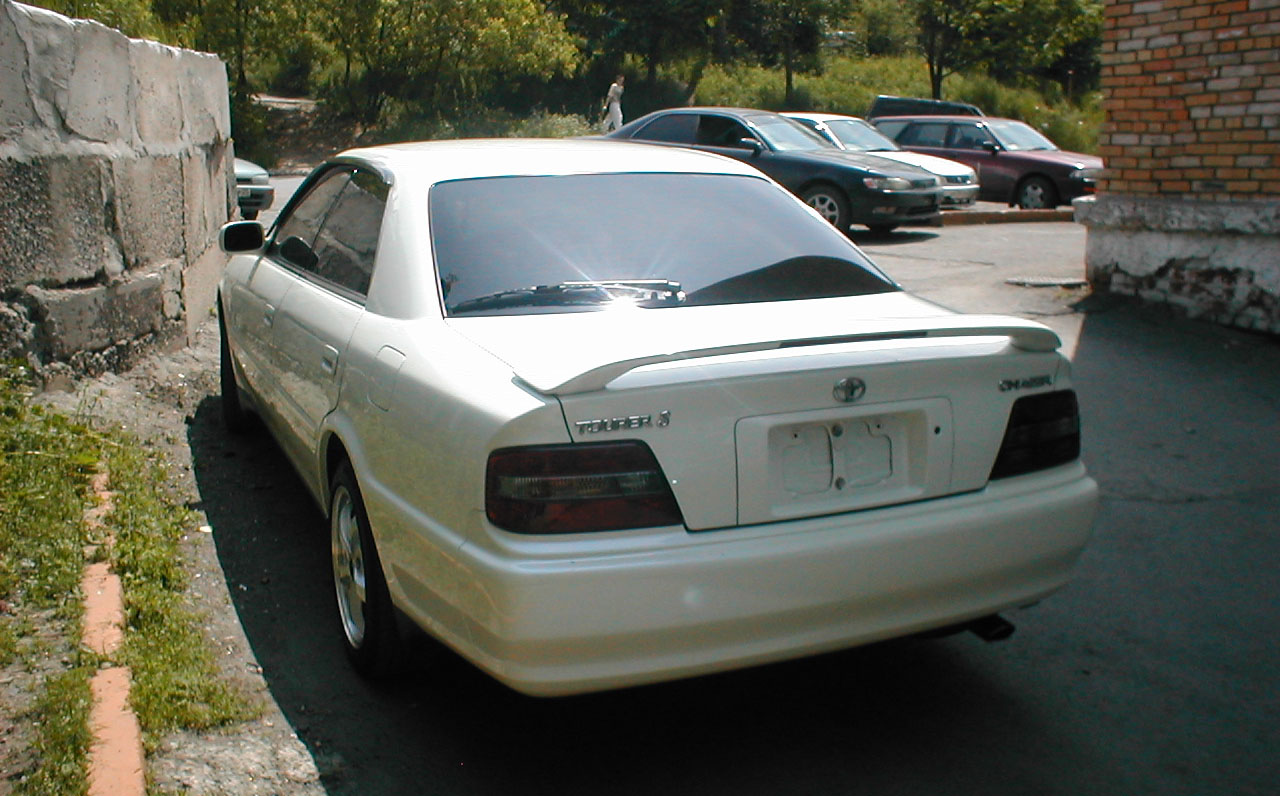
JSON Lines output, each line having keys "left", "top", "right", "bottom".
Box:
{"left": 216, "top": 139, "right": 1097, "bottom": 696}
{"left": 784, "top": 112, "right": 980, "bottom": 206}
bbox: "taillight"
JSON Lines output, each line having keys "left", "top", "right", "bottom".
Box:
{"left": 989, "top": 390, "right": 1081, "bottom": 480}
{"left": 486, "top": 442, "right": 684, "bottom": 534}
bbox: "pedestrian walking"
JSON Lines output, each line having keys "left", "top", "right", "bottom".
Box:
{"left": 602, "top": 75, "right": 625, "bottom": 132}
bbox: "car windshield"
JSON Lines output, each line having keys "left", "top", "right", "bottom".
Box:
{"left": 431, "top": 173, "right": 897, "bottom": 317}
{"left": 749, "top": 115, "right": 838, "bottom": 152}
{"left": 824, "top": 119, "right": 900, "bottom": 152}
{"left": 988, "top": 120, "right": 1058, "bottom": 151}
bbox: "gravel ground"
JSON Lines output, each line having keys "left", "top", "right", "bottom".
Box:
{"left": 37, "top": 321, "right": 329, "bottom": 796}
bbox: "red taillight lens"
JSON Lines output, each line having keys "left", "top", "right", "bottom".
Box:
{"left": 990, "top": 390, "right": 1081, "bottom": 480}
{"left": 486, "top": 442, "right": 684, "bottom": 534}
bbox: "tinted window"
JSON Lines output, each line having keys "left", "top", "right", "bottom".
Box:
{"left": 633, "top": 114, "right": 697, "bottom": 143}
{"left": 696, "top": 115, "right": 755, "bottom": 148}
{"left": 898, "top": 122, "right": 948, "bottom": 147}
{"left": 311, "top": 170, "right": 388, "bottom": 295}
{"left": 270, "top": 167, "right": 388, "bottom": 296}
{"left": 273, "top": 169, "right": 350, "bottom": 270}
{"left": 874, "top": 120, "right": 909, "bottom": 140}
{"left": 949, "top": 123, "right": 997, "bottom": 150}
{"left": 430, "top": 173, "right": 897, "bottom": 317}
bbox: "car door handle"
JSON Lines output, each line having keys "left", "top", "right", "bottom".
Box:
{"left": 321, "top": 345, "right": 340, "bottom": 375}
{"left": 263, "top": 303, "right": 276, "bottom": 328}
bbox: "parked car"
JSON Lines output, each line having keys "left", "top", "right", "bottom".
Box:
{"left": 866, "top": 94, "right": 983, "bottom": 119}
{"left": 217, "top": 138, "right": 1098, "bottom": 696}
{"left": 233, "top": 157, "right": 274, "bottom": 220}
{"left": 783, "top": 112, "right": 979, "bottom": 207}
{"left": 606, "top": 107, "right": 943, "bottom": 233}
{"left": 871, "top": 116, "right": 1104, "bottom": 209}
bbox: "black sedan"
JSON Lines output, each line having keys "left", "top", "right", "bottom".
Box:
{"left": 606, "top": 107, "right": 943, "bottom": 233}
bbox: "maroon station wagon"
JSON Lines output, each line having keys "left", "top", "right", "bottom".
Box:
{"left": 872, "top": 115, "right": 1104, "bottom": 209}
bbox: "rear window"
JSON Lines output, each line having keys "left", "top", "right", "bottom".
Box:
{"left": 430, "top": 173, "right": 897, "bottom": 317}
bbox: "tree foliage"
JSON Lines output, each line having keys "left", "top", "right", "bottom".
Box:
{"left": 25, "top": 0, "right": 1103, "bottom": 139}
{"left": 913, "top": 0, "right": 1102, "bottom": 98}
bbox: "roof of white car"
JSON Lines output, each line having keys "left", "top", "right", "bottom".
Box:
{"left": 781, "top": 111, "right": 870, "bottom": 124}
{"left": 333, "top": 138, "right": 765, "bottom": 184}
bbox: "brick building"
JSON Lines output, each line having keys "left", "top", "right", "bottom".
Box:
{"left": 1075, "top": 0, "right": 1280, "bottom": 333}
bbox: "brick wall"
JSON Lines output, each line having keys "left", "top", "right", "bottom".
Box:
{"left": 1098, "top": 0, "right": 1279, "bottom": 201}
{"left": 1076, "top": 0, "right": 1279, "bottom": 335}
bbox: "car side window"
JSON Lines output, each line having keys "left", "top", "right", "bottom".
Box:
{"left": 310, "top": 170, "right": 388, "bottom": 297}
{"left": 633, "top": 114, "right": 697, "bottom": 144}
{"left": 898, "top": 122, "right": 948, "bottom": 147}
{"left": 271, "top": 168, "right": 352, "bottom": 272}
{"left": 950, "top": 123, "right": 996, "bottom": 150}
{"left": 697, "top": 116, "right": 755, "bottom": 148}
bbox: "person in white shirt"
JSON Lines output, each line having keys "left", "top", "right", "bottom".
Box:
{"left": 602, "top": 75, "right": 625, "bottom": 132}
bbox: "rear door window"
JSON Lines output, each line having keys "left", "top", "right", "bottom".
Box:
{"left": 898, "top": 122, "right": 949, "bottom": 147}
{"left": 632, "top": 114, "right": 697, "bottom": 144}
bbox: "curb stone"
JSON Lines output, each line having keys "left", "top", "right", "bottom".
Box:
{"left": 81, "top": 469, "right": 145, "bottom": 796}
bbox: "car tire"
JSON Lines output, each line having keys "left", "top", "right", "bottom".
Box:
{"left": 867, "top": 223, "right": 899, "bottom": 235}
{"left": 218, "top": 300, "right": 251, "bottom": 434}
{"left": 331, "top": 461, "right": 402, "bottom": 678}
{"left": 801, "top": 184, "right": 851, "bottom": 231}
{"left": 1015, "top": 176, "right": 1058, "bottom": 209}
{"left": 242, "top": 209, "right": 258, "bottom": 220}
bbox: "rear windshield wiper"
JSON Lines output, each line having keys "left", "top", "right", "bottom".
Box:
{"left": 450, "top": 280, "right": 685, "bottom": 315}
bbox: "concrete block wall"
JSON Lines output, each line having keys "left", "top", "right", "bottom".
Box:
{"left": 0, "top": 0, "right": 231, "bottom": 382}
{"left": 1077, "top": 0, "right": 1280, "bottom": 334}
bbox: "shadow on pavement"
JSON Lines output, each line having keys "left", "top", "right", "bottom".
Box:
{"left": 186, "top": 296, "right": 1280, "bottom": 795}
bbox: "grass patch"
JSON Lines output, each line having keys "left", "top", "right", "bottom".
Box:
{"left": 0, "top": 364, "right": 100, "bottom": 795}
{"left": 107, "top": 444, "right": 259, "bottom": 748}
{"left": 15, "top": 666, "right": 94, "bottom": 796}
{"left": 1, "top": 363, "right": 257, "bottom": 787}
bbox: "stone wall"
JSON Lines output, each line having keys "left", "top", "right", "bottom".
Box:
{"left": 1076, "top": 0, "right": 1280, "bottom": 334}
{"left": 0, "top": 0, "right": 231, "bottom": 383}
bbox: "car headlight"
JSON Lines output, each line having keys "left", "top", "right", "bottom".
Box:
{"left": 250, "top": 174, "right": 271, "bottom": 185}
{"left": 1073, "top": 167, "right": 1103, "bottom": 180}
{"left": 863, "top": 176, "right": 913, "bottom": 191}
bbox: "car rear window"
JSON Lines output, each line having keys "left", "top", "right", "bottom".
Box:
{"left": 430, "top": 173, "right": 898, "bottom": 317}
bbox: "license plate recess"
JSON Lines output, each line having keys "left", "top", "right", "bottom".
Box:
{"left": 735, "top": 398, "right": 953, "bottom": 524}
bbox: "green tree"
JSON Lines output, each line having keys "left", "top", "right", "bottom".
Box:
{"left": 318, "top": 0, "right": 579, "bottom": 124}
{"left": 913, "top": 0, "right": 1099, "bottom": 99}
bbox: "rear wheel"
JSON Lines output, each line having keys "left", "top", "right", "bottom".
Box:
{"left": 1016, "top": 176, "right": 1058, "bottom": 209}
{"left": 801, "top": 184, "right": 851, "bottom": 232}
{"left": 331, "top": 462, "right": 402, "bottom": 678}
{"left": 218, "top": 301, "right": 250, "bottom": 433}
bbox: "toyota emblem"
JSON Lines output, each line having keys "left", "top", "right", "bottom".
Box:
{"left": 833, "top": 377, "right": 867, "bottom": 403}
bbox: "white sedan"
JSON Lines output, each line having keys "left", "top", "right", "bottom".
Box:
{"left": 217, "top": 139, "right": 1097, "bottom": 696}
{"left": 783, "top": 111, "right": 981, "bottom": 206}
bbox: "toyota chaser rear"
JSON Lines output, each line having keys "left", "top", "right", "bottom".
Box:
{"left": 351, "top": 142, "right": 1097, "bottom": 696}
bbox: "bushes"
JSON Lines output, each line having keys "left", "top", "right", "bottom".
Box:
{"left": 690, "top": 55, "right": 1101, "bottom": 153}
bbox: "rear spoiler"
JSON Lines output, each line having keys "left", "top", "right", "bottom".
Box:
{"left": 526, "top": 316, "right": 1061, "bottom": 395}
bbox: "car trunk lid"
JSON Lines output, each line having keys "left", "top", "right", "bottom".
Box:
{"left": 449, "top": 294, "right": 1065, "bottom": 531}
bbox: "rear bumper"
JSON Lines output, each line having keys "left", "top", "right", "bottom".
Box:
{"left": 393, "top": 462, "right": 1098, "bottom": 696}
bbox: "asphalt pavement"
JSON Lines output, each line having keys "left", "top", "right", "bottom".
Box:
{"left": 219, "top": 181, "right": 1278, "bottom": 795}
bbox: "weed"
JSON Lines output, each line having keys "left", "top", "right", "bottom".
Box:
{"left": 107, "top": 444, "right": 259, "bottom": 749}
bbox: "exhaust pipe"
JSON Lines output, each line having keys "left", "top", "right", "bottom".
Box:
{"left": 968, "top": 614, "right": 1016, "bottom": 642}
